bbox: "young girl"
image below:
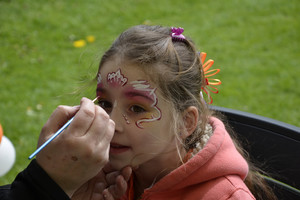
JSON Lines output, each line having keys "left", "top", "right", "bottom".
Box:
{"left": 95, "top": 25, "right": 277, "bottom": 199}
{"left": 0, "top": 25, "right": 276, "bottom": 200}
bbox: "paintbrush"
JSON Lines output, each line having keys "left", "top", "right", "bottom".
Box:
{"left": 28, "top": 97, "right": 99, "bottom": 160}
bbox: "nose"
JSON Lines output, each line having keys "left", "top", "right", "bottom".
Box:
{"left": 109, "top": 106, "right": 124, "bottom": 133}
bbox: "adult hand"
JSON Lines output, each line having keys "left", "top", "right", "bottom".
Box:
{"left": 36, "top": 97, "right": 115, "bottom": 197}
{"left": 71, "top": 164, "right": 132, "bottom": 200}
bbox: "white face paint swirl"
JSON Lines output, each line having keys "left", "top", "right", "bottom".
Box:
{"left": 130, "top": 80, "right": 162, "bottom": 128}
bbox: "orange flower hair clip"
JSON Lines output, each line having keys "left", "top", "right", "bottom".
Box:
{"left": 200, "top": 52, "right": 222, "bottom": 104}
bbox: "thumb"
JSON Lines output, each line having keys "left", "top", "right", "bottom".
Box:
{"left": 39, "top": 105, "right": 79, "bottom": 142}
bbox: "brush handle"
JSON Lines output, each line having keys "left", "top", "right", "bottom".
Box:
{"left": 28, "top": 97, "right": 98, "bottom": 160}
{"left": 28, "top": 117, "right": 74, "bottom": 160}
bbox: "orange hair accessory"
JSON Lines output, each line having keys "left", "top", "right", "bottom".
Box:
{"left": 200, "top": 52, "right": 222, "bottom": 104}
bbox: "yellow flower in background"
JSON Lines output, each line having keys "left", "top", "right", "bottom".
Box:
{"left": 86, "top": 35, "right": 95, "bottom": 43}
{"left": 73, "top": 39, "right": 86, "bottom": 48}
{"left": 143, "top": 20, "right": 152, "bottom": 25}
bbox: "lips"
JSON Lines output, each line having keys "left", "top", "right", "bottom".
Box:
{"left": 110, "top": 143, "right": 131, "bottom": 154}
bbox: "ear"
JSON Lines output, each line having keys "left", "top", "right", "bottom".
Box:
{"left": 181, "top": 106, "right": 198, "bottom": 139}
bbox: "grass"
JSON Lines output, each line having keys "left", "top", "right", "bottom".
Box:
{"left": 0, "top": 0, "right": 299, "bottom": 184}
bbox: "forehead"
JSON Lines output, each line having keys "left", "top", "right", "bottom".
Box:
{"left": 97, "top": 61, "right": 168, "bottom": 103}
{"left": 99, "top": 60, "right": 150, "bottom": 84}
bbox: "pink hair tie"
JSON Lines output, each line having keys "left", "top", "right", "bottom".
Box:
{"left": 171, "top": 27, "right": 186, "bottom": 41}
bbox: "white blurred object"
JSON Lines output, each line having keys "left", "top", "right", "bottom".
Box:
{"left": 0, "top": 136, "right": 16, "bottom": 176}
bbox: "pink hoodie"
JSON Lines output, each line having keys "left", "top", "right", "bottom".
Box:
{"left": 122, "top": 117, "right": 255, "bottom": 200}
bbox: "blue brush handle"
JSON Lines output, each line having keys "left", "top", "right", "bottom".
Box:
{"left": 28, "top": 117, "right": 74, "bottom": 160}
{"left": 28, "top": 97, "right": 98, "bottom": 160}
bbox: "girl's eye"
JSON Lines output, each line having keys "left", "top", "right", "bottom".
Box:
{"left": 98, "top": 100, "right": 112, "bottom": 113}
{"left": 130, "top": 105, "right": 146, "bottom": 113}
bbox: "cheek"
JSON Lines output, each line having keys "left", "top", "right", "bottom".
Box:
{"left": 121, "top": 113, "right": 154, "bottom": 129}
{"left": 123, "top": 114, "right": 159, "bottom": 135}
{"left": 134, "top": 107, "right": 162, "bottom": 129}
{"left": 135, "top": 113, "right": 155, "bottom": 128}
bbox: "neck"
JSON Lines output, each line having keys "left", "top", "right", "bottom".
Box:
{"left": 132, "top": 147, "right": 187, "bottom": 199}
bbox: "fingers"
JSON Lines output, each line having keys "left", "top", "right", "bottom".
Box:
{"left": 41, "top": 105, "right": 79, "bottom": 136}
{"left": 105, "top": 166, "right": 132, "bottom": 185}
{"left": 105, "top": 175, "right": 129, "bottom": 199}
{"left": 103, "top": 163, "right": 114, "bottom": 173}
{"left": 121, "top": 166, "right": 132, "bottom": 182}
{"left": 101, "top": 166, "right": 132, "bottom": 199}
{"left": 80, "top": 105, "right": 114, "bottom": 166}
{"left": 68, "top": 97, "right": 97, "bottom": 137}
{"left": 90, "top": 182, "right": 107, "bottom": 200}
{"left": 106, "top": 167, "right": 132, "bottom": 198}
{"left": 102, "top": 189, "right": 114, "bottom": 200}
{"left": 39, "top": 105, "right": 79, "bottom": 146}
{"left": 36, "top": 97, "right": 116, "bottom": 196}
{"left": 86, "top": 105, "right": 115, "bottom": 143}
{"left": 103, "top": 163, "right": 132, "bottom": 179}
{"left": 105, "top": 171, "right": 121, "bottom": 185}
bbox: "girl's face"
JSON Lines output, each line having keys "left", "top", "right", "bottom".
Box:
{"left": 97, "top": 60, "right": 179, "bottom": 170}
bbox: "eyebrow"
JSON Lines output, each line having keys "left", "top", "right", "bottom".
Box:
{"left": 97, "top": 85, "right": 155, "bottom": 102}
{"left": 124, "top": 90, "right": 154, "bottom": 102}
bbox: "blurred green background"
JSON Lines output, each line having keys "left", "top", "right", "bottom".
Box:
{"left": 0, "top": 0, "right": 299, "bottom": 184}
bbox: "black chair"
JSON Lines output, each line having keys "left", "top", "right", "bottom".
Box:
{"left": 210, "top": 106, "right": 300, "bottom": 200}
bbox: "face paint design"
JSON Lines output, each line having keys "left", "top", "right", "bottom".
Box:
{"left": 97, "top": 69, "right": 161, "bottom": 129}
{"left": 129, "top": 80, "right": 162, "bottom": 128}
{"left": 97, "top": 73, "right": 102, "bottom": 85}
{"left": 122, "top": 114, "right": 130, "bottom": 124}
{"left": 107, "top": 69, "right": 128, "bottom": 87}
{"left": 96, "top": 73, "right": 104, "bottom": 99}
{"left": 113, "top": 100, "right": 118, "bottom": 108}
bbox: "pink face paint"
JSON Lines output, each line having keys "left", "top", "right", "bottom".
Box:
{"left": 128, "top": 80, "right": 162, "bottom": 129}
{"left": 96, "top": 84, "right": 105, "bottom": 98}
{"left": 124, "top": 90, "right": 155, "bottom": 104}
{"left": 96, "top": 73, "right": 104, "bottom": 97}
{"left": 107, "top": 69, "right": 128, "bottom": 87}
{"left": 96, "top": 70, "right": 161, "bottom": 128}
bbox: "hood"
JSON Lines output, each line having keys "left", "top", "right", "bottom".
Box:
{"left": 148, "top": 117, "right": 249, "bottom": 192}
